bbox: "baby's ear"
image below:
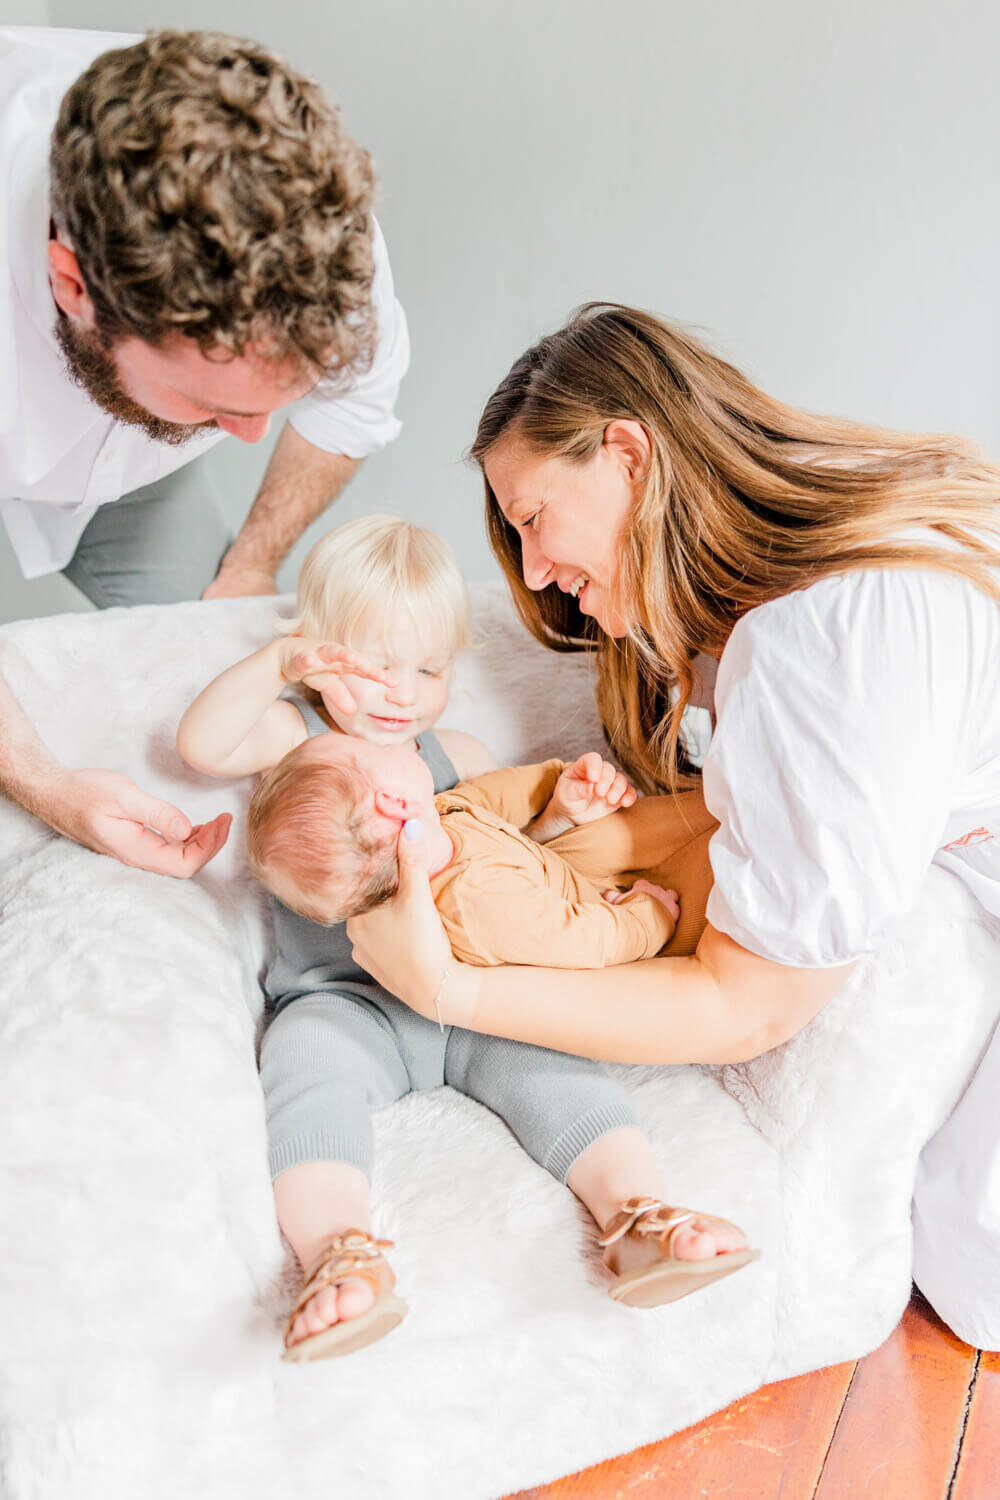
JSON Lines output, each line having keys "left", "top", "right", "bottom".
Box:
{"left": 374, "top": 788, "right": 422, "bottom": 822}
{"left": 373, "top": 787, "right": 406, "bottom": 820}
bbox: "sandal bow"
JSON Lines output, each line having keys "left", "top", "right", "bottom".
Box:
{"left": 598, "top": 1197, "right": 695, "bottom": 1253}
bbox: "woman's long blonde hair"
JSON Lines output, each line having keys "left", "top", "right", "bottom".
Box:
{"left": 470, "top": 303, "right": 1000, "bottom": 792}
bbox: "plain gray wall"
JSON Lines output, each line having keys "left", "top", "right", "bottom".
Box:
{"left": 4, "top": 0, "right": 999, "bottom": 623}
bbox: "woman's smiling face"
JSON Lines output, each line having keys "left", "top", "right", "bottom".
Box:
{"left": 483, "top": 421, "right": 649, "bottom": 639}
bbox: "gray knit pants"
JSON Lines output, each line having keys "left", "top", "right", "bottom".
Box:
{"left": 261, "top": 989, "right": 637, "bottom": 1186}
{"left": 62, "top": 455, "right": 232, "bottom": 608}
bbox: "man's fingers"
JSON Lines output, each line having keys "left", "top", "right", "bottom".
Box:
{"left": 107, "top": 786, "right": 192, "bottom": 842}
{"left": 182, "top": 813, "right": 232, "bottom": 868}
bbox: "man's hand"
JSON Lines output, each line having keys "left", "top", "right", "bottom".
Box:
{"left": 202, "top": 564, "right": 279, "bottom": 600}
{"left": 549, "top": 752, "right": 636, "bottom": 827}
{"left": 45, "top": 768, "right": 231, "bottom": 877}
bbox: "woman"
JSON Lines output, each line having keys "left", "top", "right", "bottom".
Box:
{"left": 348, "top": 303, "right": 1000, "bottom": 1346}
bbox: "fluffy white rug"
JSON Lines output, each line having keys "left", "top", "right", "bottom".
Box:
{"left": 0, "top": 586, "right": 997, "bottom": 1500}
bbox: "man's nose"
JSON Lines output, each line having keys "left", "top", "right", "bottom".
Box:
{"left": 215, "top": 412, "right": 272, "bottom": 442}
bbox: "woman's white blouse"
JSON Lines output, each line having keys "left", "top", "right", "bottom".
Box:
{"left": 703, "top": 563, "right": 1000, "bottom": 967}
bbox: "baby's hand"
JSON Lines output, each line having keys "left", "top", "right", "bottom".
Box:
{"left": 550, "top": 752, "right": 636, "bottom": 826}
{"left": 277, "top": 638, "right": 395, "bottom": 714}
{"left": 603, "top": 881, "right": 680, "bottom": 921}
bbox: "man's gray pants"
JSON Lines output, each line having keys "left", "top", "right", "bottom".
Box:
{"left": 62, "top": 456, "right": 232, "bottom": 608}
{"left": 261, "top": 989, "right": 638, "bottom": 1186}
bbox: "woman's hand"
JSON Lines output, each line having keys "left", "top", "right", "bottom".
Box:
{"left": 346, "top": 820, "right": 477, "bottom": 1026}
{"left": 277, "top": 639, "right": 396, "bottom": 715}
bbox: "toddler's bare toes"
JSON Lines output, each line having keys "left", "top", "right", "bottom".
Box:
{"left": 672, "top": 1218, "right": 749, "bottom": 1261}
{"left": 304, "top": 1285, "right": 340, "bottom": 1335}
{"left": 671, "top": 1224, "right": 718, "bottom": 1261}
{"left": 337, "top": 1276, "right": 375, "bottom": 1320}
{"left": 286, "top": 1312, "right": 310, "bottom": 1347}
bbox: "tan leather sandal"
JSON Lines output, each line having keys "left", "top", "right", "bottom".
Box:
{"left": 599, "top": 1196, "right": 760, "bottom": 1308}
{"left": 282, "top": 1229, "right": 408, "bottom": 1363}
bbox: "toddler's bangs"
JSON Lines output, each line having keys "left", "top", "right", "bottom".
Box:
{"left": 281, "top": 514, "right": 474, "bottom": 659}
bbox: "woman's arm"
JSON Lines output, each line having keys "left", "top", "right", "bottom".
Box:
{"left": 346, "top": 826, "right": 853, "bottom": 1064}
{"left": 455, "top": 924, "right": 851, "bottom": 1063}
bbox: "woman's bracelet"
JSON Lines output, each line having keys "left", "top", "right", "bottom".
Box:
{"left": 433, "top": 965, "right": 452, "bottom": 1033}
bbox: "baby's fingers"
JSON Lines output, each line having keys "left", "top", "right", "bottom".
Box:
{"left": 604, "top": 770, "right": 636, "bottom": 807}
{"left": 632, "top": 879, "right": 681, "bottom": 919}
{"left": 574, "top": 751, "right": 605, "bottom": 785}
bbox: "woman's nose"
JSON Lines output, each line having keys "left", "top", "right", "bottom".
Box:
{"left": 520, "top": 532, "right": 553, "bottom": 592}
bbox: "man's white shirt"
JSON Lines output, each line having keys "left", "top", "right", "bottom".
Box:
{"left": 0, "top": 26, "right": 410, "bottom": 578}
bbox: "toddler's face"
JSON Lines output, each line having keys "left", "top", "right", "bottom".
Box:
{"left": 320, "top": 631, "right": 454, "bottom": 746}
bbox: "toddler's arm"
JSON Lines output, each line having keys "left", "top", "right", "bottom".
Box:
{"left": 434, "top": 729, "right": 497, "bottom": 780}
{"left": 177, "top": 639, "right": 391, "bottom": 777}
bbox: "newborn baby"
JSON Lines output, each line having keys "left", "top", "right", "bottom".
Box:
{"left": 247, "top": 734, "right": 719, "bottom": 966}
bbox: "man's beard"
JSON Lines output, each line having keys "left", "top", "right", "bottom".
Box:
{"left": 54, "top": 313, "right": 218, "bottom": 447}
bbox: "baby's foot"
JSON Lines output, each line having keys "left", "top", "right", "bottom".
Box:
{"left": 283, "top": 1230, "right": 404, "bottom": 1360}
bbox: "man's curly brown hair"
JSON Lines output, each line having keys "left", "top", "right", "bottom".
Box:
{"left": 49, "top": 30, "right": 377, "bottom": 379}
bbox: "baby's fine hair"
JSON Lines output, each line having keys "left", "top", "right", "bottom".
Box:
{"left": 280, "top": 514, "right": 474, "bottom": 659}
{"left": 247, "top": 742, "right": 399, "bottom": 925}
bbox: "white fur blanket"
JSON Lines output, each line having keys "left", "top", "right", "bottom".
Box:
{"left": 0, "top": 586, "right": 997, "bottom": 1500}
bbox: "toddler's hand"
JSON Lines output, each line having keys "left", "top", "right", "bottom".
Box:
{"left": 277, "top": 639, "right": 395, "bottom": 715}
{"left": 550, "top": 752, "right": 636, "bottom": 826}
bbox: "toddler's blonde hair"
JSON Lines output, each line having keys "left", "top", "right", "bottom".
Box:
{"left": 281, "top": 514, "right": 474, "bottom": 660}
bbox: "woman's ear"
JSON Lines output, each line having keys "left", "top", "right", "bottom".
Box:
{"left": 47, "top": 239, "right": 96, "bottom": 328}
{"left": 603, "top": 419, "right": 651, "bottom": 483}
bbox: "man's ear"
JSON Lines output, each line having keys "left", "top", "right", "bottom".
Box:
{"left": 603, "top": 418, "right": 652, "bottom": 483}
{"left": 47, "top": 239, "right": 96, "bottom": 328}
{"left": 373, "top": 788, "right": 423, "bottom": 824}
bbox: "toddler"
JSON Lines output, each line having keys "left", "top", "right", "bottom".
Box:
{"left": 179, "top": 515, "right": 755, "bottom": 1364}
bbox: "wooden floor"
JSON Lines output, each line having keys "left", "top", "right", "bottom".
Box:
{"left": 507, "top": 1289, "right": 998, "bottom": 1500}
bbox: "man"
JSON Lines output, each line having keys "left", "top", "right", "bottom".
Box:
{"left": 0, "top": 27, "right": 410, "bottom": 875}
